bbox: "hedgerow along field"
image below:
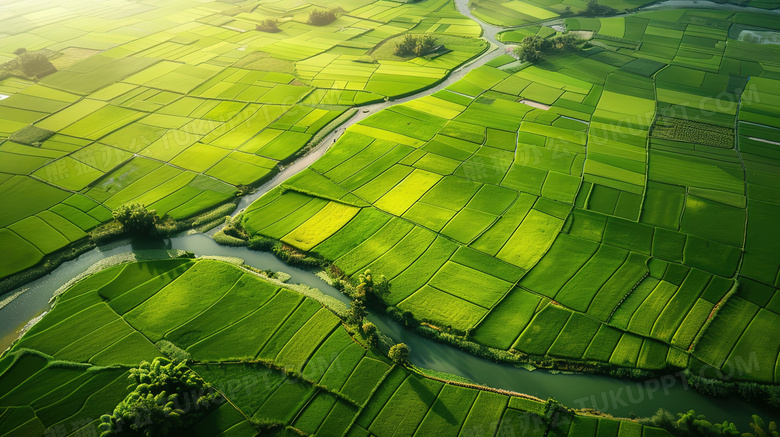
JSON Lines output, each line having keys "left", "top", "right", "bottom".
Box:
{"left": 235, "top": 8, "right": 780, "bottom": 389}
{"left": 0, "top": 0, "right": 488, "bottom": 281}
{"left": 0, "top": 257, "right": 675, "bottom": 436}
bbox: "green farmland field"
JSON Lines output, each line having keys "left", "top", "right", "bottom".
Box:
{"left": 0, "top": 258, "right": 673, "bottom": 437}
{"left": 234, "top": 7, "right": 780, "bottom": 388}
{"left": 0, "top": 0, "right": 488, "bottom": 281}
{"left": 2, "top": 0, "right": 780, "bottom": 433}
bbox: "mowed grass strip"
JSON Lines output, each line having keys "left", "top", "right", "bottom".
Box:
{"left": 313, "top": 208, "right": 391, "bottom": 260}
{"left": 274, "top": 309, "right": 341, "bottom": 371}
{"left": 519, "top": 234, "right": 599, "bottom": 298}
{"left": 552, "top": 244, "right": 628, "bottom": 312}
{"left": 384, "top": 237, "right": 458, "bottom": 305}
{"left": 335, "top": 218, "right": 414, "bottom": 277}
{"left": 340, "top": 357, "right": 392, "bottom": 406}
{"left": 365, "top": 226, "right": 437, "bottom": 279}
{"left": 459, "top": 391, "right": 508, "bottom": 437}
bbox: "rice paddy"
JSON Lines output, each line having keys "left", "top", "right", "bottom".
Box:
{"left": 239, "top": 8, "right": 780, "bottom": 386}
{"left": 0, "top": 258, "right": 674, "bottom": 436}
{"left": 2, "top": 0, "right": 780, "bottom": 433}
{"left": 0, "top": 0, "right": 487, "bottom": 280}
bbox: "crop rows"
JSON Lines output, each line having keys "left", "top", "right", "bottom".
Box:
{"left": 236, "top": 8, "right": 780, "bottom": 384}
{"left": 0, "top": 258, "right": 675, "bottom": 436}
{"left": 0, "top": 0, "right": 489, "bottom": 280}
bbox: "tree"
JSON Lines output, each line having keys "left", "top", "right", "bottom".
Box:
{"left": 113, "top": 203, "right": 159, "bottom": 236}
{"left": 514, "top": 34, "right": 579, "bottom": 64}
{"left": 346, "top": 298, "right": 367, "bottom": 327}
{"left": 555, "top": 33, "right": 578, "bottom": 50}
{"left": 17, "top": 51, "right": 56, "bottom": 77}
{"left": 99, "top": 358, "right": 221, "bottom": 436}
{"left": 307, "top": 8, "right": 341, "bottom": 26}
{"left": 674, "top": 410, "right": 739, "bottom": 437}
{"left": 515, "top": 44, "right": 541, "bottom": 63}
{"left": 584, "top": 0, "right": 616, "bottom": 16}
{"left": 639, "top": 409, "right": 677, "bottom": 433}
{"left": 388, "top": 343, "right": 410, "bottom": 365}
{"left": 394, "top": 34, "right": 439, "bottom": 58}
{"left": 394, "top": 34, "right": 418, "bottom": 57}
{"left": 256, "top": 19, "right": 280, "bottom": 33}
{"left": 355, "top": 269, "right": 389, "bottom": 305}
{"left": 744, "top": 415, "right": 779, "bottom": 437}
{"left": 362, "top": 322, "right": 378, "bottom": 347}
{"left": 415, "top": 34, "right": 438, "bottom": 57}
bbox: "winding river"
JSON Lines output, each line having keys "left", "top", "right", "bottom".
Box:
{"left": 0, "top": 0, "right": 778, "bottom": 430}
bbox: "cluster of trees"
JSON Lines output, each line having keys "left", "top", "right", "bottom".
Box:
{"left": 6, "top": 48, "right": 56, "bottom": 78}
{"left": 584, "top": 0, "right": 616, "bottom": 16}
{"left": 99, "top": 358, "right": 221, "bottom": 436}
{"left": 345, "top": 270, "right": 388, "bottom": 329}
{"left": 342, "top": 269, "right": 410, "bottom": 365}
{"left": 307, "top": 8, "right": 342, "bottom": 26}
{"left": 514, "top": 34, "right": 578, "bottom": 64}
{"left": 113, "top": 203, "right": 159, "bottom": 236}
{"left": 256, "top": 19, "right": 280, "bottom": 33}
{"left": 639, "top": 409, "right": 776, "bottom": 437}
{"left": 394, "top": 34, "right": 439, "bottom": 58}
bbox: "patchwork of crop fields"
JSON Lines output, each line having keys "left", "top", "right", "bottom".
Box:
{"left": 240, "top": 9, "right": 780, "bottom": 384}
{"left": 0, "top": 0, "right": 487, "bottom": 280}
{"left": 3, "top": 0, "right": 780, "bottom": 432}
{"left": 467, "top": 0, "right": 777, "bottom": 27}
{"left": 0, "top": 258, "right": 672, "bottom": 436}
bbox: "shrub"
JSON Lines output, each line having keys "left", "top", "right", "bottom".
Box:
{"left": 395, "top": 34, "right": 418, "bottom": 57}
{"left": 388, "top": 343, "right": 410, "bottom": 365}
{"left": 256, "top": 19, "right": 280, "bottom": 33}
{"left": 307, "top": 8, "right": 341, "bottom": 26}
{"left": 355, "top": 269, "right": 389, "bottom": 305}
{"left": 415, "top": 34, "right": 438, "bottom": 57}
{"left": 156, "top": 340, "right": 191, "bottom": 363}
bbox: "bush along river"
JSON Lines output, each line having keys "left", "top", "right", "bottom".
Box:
{"left": 0, "top": 232, "right": 776, "bottom": 430}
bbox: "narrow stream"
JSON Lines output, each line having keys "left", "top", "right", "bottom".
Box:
{"left": 0, "top": 0, "right": 778, "bottom": 430}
